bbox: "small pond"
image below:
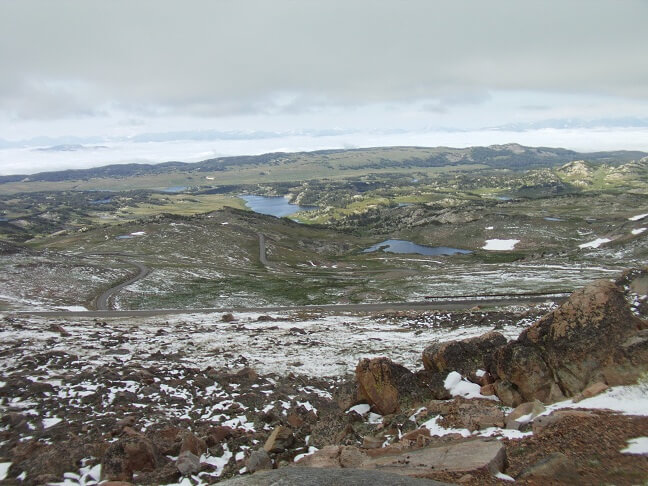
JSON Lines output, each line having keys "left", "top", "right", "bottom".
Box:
{"left": 241, "top": 195, "right": 317, "bottom": 218}
{"left": 544, "top": 217, "right": 564, "bottom": 222}
{"left": 161, "top": 186, "right": 187, "bottom": 193}
{"left": 363, "top": 239, "right": 472, "bottom": 256}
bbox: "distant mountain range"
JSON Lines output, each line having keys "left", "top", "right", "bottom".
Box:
{"left": 1, "top": 144, "right": 646, "bottom": 185}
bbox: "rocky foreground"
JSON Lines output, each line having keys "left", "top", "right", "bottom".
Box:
{"left": 0, "top": 269, "right": 647, "bottom": 485}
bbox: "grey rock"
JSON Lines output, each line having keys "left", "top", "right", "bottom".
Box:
{"left": 366, "top": 438, "right": 506, "bottom": 476}
{"left": 176, "top": 450, "right": 200, "bottom": 476}
{"left": 519, "top": 452, "right": 579, "bottom": 482}
{"left": 219, "top": 467, "right": 453, "bottom": 485}
{"left": 246, "top": 448, "right": 272, "bottom": 473}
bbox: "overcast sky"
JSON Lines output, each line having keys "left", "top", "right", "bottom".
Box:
{"left": 1, "top": 0, "right": 648, "bottom": 174}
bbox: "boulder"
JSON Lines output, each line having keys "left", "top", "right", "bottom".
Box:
{"left": 581, "top": 381, "right": 608, "bottom": 399}
{"left": 518, "top": 452, "right": 579, "bottom": 482}
{"left": 355, "top": 357, "right": 419, "bottom": 415}
{"left": 448, "top": 399, "right": 506, "bottom": 431}
{"left": 361, "top": 436, "right": 384, "bottom": 449}
{"left": 246, "top": 449, "right": 271, "bottom": 473}
{"left": 414, "top": 370, "right": 452, "bottom": 400}
{"left": 9, "top": 442, "right": 79, "bottom": 481}
{"left": 176, "top": 450, "right": 200, "bottom": 476}
{"left": 492, "top": 380, "right": 523, "bottom": 408}
{"left": 148, "top": 427, "right": 184, "bottom": 456}
{"left": 365, "top": 438, "right": 506, "bottom": 476}
{"left": 505, "top": 400, "right": 545, "bottom": 430}
{"left": 219, "top": 467, "right": 452, "bottom": 485}
{"left": 296, "top": 445, "right": 341, "bottom": 468}
{"left": 532, "top": 410, "right": 594, "bottom": 435}
{"left": 491, "top": 277, "right": 647, "bottom": 404}
{"left": 297, "top": 439, "right": 506, "bottom": 477}
{"left": 339, "top": 446, "right": 367, "bottom": 468}
{"left": 179, "top": 431, "right": 207, "bottom": 457}
{"left": 263, "top": 426, "right": 294, "bottom": 453}
{"left": 102, "top": 436, "right": 162, "bottom": 482}
{"left": 422, "top": 331, "right": 506, "bottom": 375}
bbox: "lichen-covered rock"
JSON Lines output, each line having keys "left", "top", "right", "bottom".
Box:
{"left": 422, "top": 331, "right": 506, "bottom": 376}
{"left": 355, "top": 357, "right": 419, "bottom": 415}
{"left": 519, "top": 452, "right": 580, "bottom": 482}
{"left": 102, "top": 436, "right": 162, "bottom": 482}
{"left": 491, "top": 276, "right": 648, "bottom": 405}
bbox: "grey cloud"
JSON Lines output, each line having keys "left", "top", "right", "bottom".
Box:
{"left": 1, "top": 0, "right": 647, "bottom": 119}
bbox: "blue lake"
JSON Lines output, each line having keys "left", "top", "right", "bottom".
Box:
{"left": 363, "top": 239, "right": 472, "bottom": 256}
{"left": 161, "top": 186, "right": 187, "bottom": 193}
{"left": 241, "top": 195, "right": 317, "bottom": 218}
{"left": 544, "top": 217, "right": 564, "bottom": 222}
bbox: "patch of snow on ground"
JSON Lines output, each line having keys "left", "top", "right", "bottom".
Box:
{"left": 200, "top": 444, "right": 233, "bottom": 477}
{"left": 579, "top": 237, "right": 611, "bottom": 249}
{"left": 348, "top": 404, "right": 370, "bottom": 416}
{"left": 421, "top": 415, "right": 471, "bottom": 438}
{"left": 479, "top": 427, "right": 533, "bottom": 440}
{"left": 629, "top": 213, "right": 648, "bottom": 221}
{"left": 482, "top": 239, "right": 519, "bottom": 251}
{"left": 55, "top": 305, "right": 88, "bottom": 311}
{"left": 0, "top": 463, "right": 10, "bottom": 481}
{"left": 42, "top": 417, "right": 62, "bottom": 428}
{"left": 631, "top": 227, "right": 646, "bottom": 235}
{"left": 495, "top": 471, "right": 515, "bottom": 481}
{"left": 444, "top": 371, "right": 498, "bottom": 401}
{"left": 544, "top": 383, "right": 648, "bottom": 416}
{"left": 294, "top": 446, "right": 319, "bottom": 462}
{"left": 621, "top": 437, "right": 648, "bottom": 455}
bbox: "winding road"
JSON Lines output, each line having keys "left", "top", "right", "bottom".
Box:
{"left": 258, "top": 233, "right": 268, "bottom": 265}
{"left": 94, "top": 260, "right": 151, "bottom": 311}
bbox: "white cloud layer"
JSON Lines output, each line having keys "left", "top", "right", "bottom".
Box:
{"left": 1, "top": 1, "right": 647, "bottom": 173}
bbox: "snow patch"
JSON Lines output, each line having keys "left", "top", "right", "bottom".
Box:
{"left": 621, "top": 437, "right": 648, "bottom": 455}
{"left": 0, "top": 463, "right": 10, "bottom": 481}
{"left": 444, "top": 371, "right": 497, "bottom": 400}
{"left": 420, "top": 415, "right": 471, "bottom": 438}
{"left": 495, "top": 471, "right": 515, "bottom": 481}
{"left": 579, "top": 238, "right": 611, "bottom": 249}
{"left": 347, "top": 404, "right": 371, "bottom": 416}
{"left": 294, "top": 446, "right": 319, "bottom": 462}
{"left": 482, "top": 239, "right": 519, "bottom": 251}
{"left": 42, "top": 417, "right": 62, "bottom": 428}
{"left": 629, "top": 213, "right": 648, "bottom": 221}
{"left": 631, "top": 227, "right": 646, "bottom": 235}
{"left": 543, "top": 383, "right": 648, "bottom": 416}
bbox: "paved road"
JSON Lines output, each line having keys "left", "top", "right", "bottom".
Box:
{"left": 18, "top": 292, "right": 568, "bottom": 319}
{"left": 258, "top": 233, "right": 268, "bottom": 265}
{"left": 95, "top": 260, "right": 151, "bottom": 310}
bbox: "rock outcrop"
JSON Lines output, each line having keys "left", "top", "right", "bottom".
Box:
{"left": 422, "top": 331, "right": 506, "bottom": 376}
{"left": 295, "top": 438, "right": 506, "bottom": 477}
{"left": 219, "top": 467, "right": 453, "bottom": 485}
{"left": 490, "top": 277, "right": 647, "bottom": 405}
{"left": 355, "top": 357, "right": 418, "bottom": 415}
